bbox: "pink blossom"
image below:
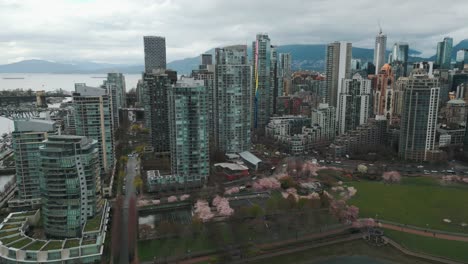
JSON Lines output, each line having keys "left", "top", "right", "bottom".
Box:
{"left": 212, "top": 195, "right": 223, "bottom": 207}
{"left": 212, "top": 196, "right": 234, "bottom": 217}
{"left": 167, "top": 196, "right": 178, "bottom": 203}
{"left": 305, "top": 192, "right": 320, "bottom": 200}
{"left": 180, "top": 194, "right": 190, "bottom": 201}
{"left": 347, "top": 187, "right": 357, "bottom": 197}
{"left": 382, "top": 171, "right": 401, "bottom": 183}
{"left": 152, "top": 200, "right": 160, "bottom": 205}
{"left": 194, "top": 200, "right": 214, "bottom": 222}
{"left": 253, "top": 177, "right": 281, "bottom": 191}
{"left": 224, "top": 187, "right": 240, "bottom": 195}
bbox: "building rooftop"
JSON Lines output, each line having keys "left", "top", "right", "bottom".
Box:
{"left": 13, "top": 119, "right": 56, "bottom": 132}
{"left": 239, "top": 151, "right": 262, "bottom": 165}
{"left": 214, "top": 163, "right": 249, "bottom": 171}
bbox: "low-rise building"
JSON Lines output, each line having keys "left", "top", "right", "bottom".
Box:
{"left": 0, "top": 201, "right": 110, "bottom": 264}
{"left": 214, "top": 163, "right": 249, "bottom": 181}
{"left": 330, "top": 118, "right": 387, "bottom": 157}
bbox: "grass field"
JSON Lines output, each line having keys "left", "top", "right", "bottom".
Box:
{"left": 349, "top": 177, "right": 468, "bottom": 233}
{"left": 385, "top": 229, "right": 468, "bottom": 263}
{"left": 138, "top": 235, "right": 215, "bottom": 261}
{"left": 251, "top": 239, "right": 435, "bottom": 264}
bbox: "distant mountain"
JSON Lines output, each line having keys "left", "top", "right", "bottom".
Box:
{"left": 0, "top": 59, "right": 142, "bottom": 74}
{"left": 5, "top": 41, "right": 467, "bottom": 74}
{"left": 0, "top": 59, "right": 82, "bottom": 73}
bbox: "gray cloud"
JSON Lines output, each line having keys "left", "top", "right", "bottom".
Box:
{"left": 0, "top": 0, "right": 467, "bottom": 64}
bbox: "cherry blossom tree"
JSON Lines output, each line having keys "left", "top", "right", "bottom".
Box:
{"left": 253, "top": 177, "right": 281, "bottom": 191}
{"left": 167, "top": 196, "right": 178, "bottom": 203}
{"left": 224, "top": 187, "right": 240, "bottom": 195}
{"left": 347, "top": 187, "right": 357, "bottom": 197}
{"left": 194, "top": 199, "right": 214, "bottom": 222}
{"left": 211, "top": 196, "right": 234, "bottom": 217}
{"left": 382, "top": 171, "right": 401, "bottom": 183}
{"left": 180, "top": 194, "right": 190, "bottom": 201}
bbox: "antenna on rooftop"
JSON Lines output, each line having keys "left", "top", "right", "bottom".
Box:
{"left": 378, "top": 19, "right": 382, "bottom": 34}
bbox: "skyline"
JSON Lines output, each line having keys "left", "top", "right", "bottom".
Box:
{"left": 1, "top": 0, "right": 468, "bottom": 65}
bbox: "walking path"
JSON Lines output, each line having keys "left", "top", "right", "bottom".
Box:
{"left": 379, "top": 222, "right": 468, "bottom": 242}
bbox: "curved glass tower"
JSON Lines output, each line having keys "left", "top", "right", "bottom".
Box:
{"left": 39, "top": 135, "right": 102, "bottom": 238}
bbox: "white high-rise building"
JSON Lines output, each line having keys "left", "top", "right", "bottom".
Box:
{"left": 311, "top": 103, "right": 336, "bottom": 141}
{"left": 325, "top": 41, "right": 352, "bottom": 109}
{"left": 374, "top": 29, "right": 387, "bottom": 75}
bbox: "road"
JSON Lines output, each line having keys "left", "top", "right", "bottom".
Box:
{"left": 119, "top": 155, "right": 139, "bottom": 264}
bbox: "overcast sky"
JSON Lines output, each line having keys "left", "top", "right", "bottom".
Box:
{"left": 1, "top": 0, "right": 468, "bottom": 65}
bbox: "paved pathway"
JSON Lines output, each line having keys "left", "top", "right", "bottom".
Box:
{"left": 119, "top": 155, "right": 139, "bottom": 264}
{"left": 379, "top": 222, "right": 468, "bottom": 242}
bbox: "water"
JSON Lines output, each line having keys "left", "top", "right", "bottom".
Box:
{"left": 0, "top": 175, "right": 14, "bottom": 192}
{"left": 312, "top": 256, "right": 394, "bottom": 264}
{"left": 0, "top": 73, "right": 141, "bottom": 92}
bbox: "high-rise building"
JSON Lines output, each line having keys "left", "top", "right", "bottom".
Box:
{"left": 144, "top": 36, "right": 166, "bottom": 73}
{"left": 278, "top": 53, "right": 292, "bottom": 98}
{"left": 39, "top": 135, "right": 102, "bottom": 238}
{"left": 73, "top": 84, "right": 114, "bottom": 174}
{"left": 373, "top": 64, "right": 395, "bottom": 121}
{"left": 311, "top": 103, "right": 336, "bottom": 141}
{"left": 325, "top": 41, "right": 352, "bottom": 108}
{"left": 399, "top": 70, "right": 440, "bottom": 161}
{"left": 456, "top": 49, "right": 468, "bottom": 70}
{"left": 168, "top": 77, "right": 209, "bottom": 186}
{"left": 436, "top": 37, "right": 453, "bottom": 69}
{"left": 214, "top": 45, "right": 252, "bottom": 154}
{"left": 10, "top": 119, "right": 56, "bottom": 209}
{"left": 103, "top": 73, "right": 126, "bottom": 128}
{"left": 201, "top": 53, "right": 213, "bottom": 66}
{"left": 390, "top": 42, "right": 409, "bottom": 78}
{"left": 143, "top": 70, "right": 172, "bottom": 153}
{"left": 374, "top": 29, "right": 387, "bottom": 75}
{"left": 337, "top": 73, "right": 371, "bottom": 135}
{"left": 192, "top": 55, "right": 215, "bottom": 142}
{"left": 252, "top": 33, "right": 276, "bottom": 131}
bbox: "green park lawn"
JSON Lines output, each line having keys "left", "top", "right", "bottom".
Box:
{"left": 385, "top": 229, "right": 468, "bottom": 263}
{"left": 138, "top": 235, "right": 216, "bottom": 261}
{"left": 349, "top": 177, "right": 468, "bottom": 233}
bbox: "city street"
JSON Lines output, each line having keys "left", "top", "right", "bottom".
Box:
{"left": 119, "top": 155, "right": 139, "bottom": 264}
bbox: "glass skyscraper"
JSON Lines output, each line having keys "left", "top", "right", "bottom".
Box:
{"left": 390, "top": 42, "right": 409, "bottom": 78}
{"left": 399, "top": 70, "right": 440, "bottom": 161}
{"left": 73, "top": 84, "right": 114, "bottom": 174}
{"left": 144, "top": 36, "right": 166, "bottom": 73}
{"left": 39, "top": 135, "right": 102, "bottom": 238}
{"left": 10, "top": 119, "right": 56, "bottom": 209}
{"left": 252, "top": 33, "right": 275, "bottom": 131}
{"left": 168, "top": 77, "right": 209, "bottom": 186}
{"left": 436, "top": 37, "right": 453, "bottom": 69}
{"left": 214, "top": 45, "right": 252, "bottom": 154}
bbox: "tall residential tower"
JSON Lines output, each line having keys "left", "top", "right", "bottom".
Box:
{"left": 168, "top": 77, "right": 209, "bottom": 186}
{"left": 73, "top": 84, "right": 114, "bottom": 174}
{"left": 399, "top": 70, "right": 440, "bottom": 161}
{"left": 215, "top": 45, "right": 252, "bottom": 154}
{"left": 325, "top": 41, "right": 352, "bottom": 108}
{"left": 10, "top": 119, "right": 56, "bottom": 209}
{"left": 39, "top": 135, "right": 102, "bottom": 238}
